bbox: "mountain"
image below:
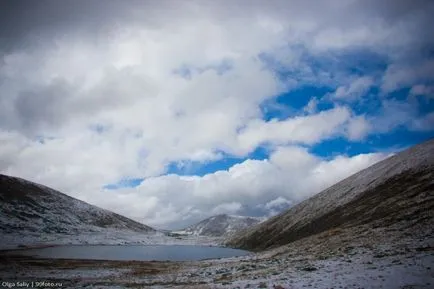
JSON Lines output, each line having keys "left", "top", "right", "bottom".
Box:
{"left": 174, "top": 214, "right": 264, "bottom": 237}
{"left": 228, "top": 139, "right": 434, "bottom": 251}
{"left": 0, "top": 174, "right": 155, "bottom": 247}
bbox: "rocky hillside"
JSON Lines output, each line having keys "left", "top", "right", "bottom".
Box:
{"left": 0, "top": 174, "right": 155, "bottom": 242}
{"left": 174, "top": 214, "right": 264, "bottom": 237}
{"left": 228, "top": 139, "right": 434, "bottom": 251}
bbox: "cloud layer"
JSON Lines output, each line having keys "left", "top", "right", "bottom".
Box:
{"left": 1, "top": 0, "right": 433, "bottom": 228}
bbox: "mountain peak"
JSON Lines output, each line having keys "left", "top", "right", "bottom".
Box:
{"left": 174, "top": 214, "right": 264, "bottom": 237}
{"left": 0, "top": 174, "right": 155, "bottom": 247}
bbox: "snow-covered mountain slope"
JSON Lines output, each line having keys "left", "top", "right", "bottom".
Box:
{"left": 228, "top": 138, "right": 434, "bottom": 251}
{"left": 0, "top": 174, "right": 155, "bottom": 246}
{"left": 174, "top": 214, "right": 264, "bottom": 237}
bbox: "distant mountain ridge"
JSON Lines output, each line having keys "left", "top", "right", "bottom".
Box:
{"left": 0, "top": 174, "right": 155, "bottom": 242}
{"left": 228, "top": 139, "right": 434, "bottom": 251}
{"left": 174, "top": 214, "right": 265, "bottom": 237}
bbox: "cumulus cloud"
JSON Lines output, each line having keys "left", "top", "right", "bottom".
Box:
{"left": 332, "top": 76, "right": 374, "bottom": 101}
{"left": 368, "top": 99, "right": 434, "bottom": 134}
{"left": 346, "top": 115, "right": 372, "bottom": 141}
{"left": 262, "top": 197, "right": 293, "bottom": 217}
{"left": 264, "top": 197, "right": 292, "bottom": 211}
{"left": 211, "top": 202, "right": 243, "bottom": 215}
{"left": 410, "top": 112, "right": 434, "bottom": 131}
{"left": 237, "top": 107, "right": 352, "bottom": 152}
{"left": 410, "top": 84, "right": 434, "bottom": 98}
{"left": 304, "top": 98, "right": 319, "bottom": 114}
{"left": 83, "top": 146, "right": 387, "bottom": 228}
{"left": 0, "top": 0, "right": 433, "bottom": 228}
{"left": 381, "top": 59, "right": 434, "bottom": 94}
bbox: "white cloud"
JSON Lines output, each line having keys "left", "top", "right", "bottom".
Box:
{"left": 410, "top": 84, "right": 434, "bottom": 98}
{"left": 78, "top": 146, "right": 387, "bottom": 229}
{"left": 410, "top": 112, "right": 434, "bottom": 132}
{"left": 381, "top": 60, "right": 434, "bottom": 94}
{"left": 333, "top": 76, "right": 374, "bottom": 101}
{"left": 368, "top": 99, "right": 431, "bottom": 133}
{"left": 346, "top": 115, "right": 372, "bottom": 141}
{"left": 0, "top": 131, "right": 30, "bottom": 172}
{"left": 304, "top": 97, "right": 318, "bottom": 114}
{"left": 261, "top": 196, "right": 293, "bottom": 217}
{"left": 264, "top": 197, "right": 292, "bottom": 210}
{"left": 211, "top": 202, "right": 243, "bottom": 215}
{"left": 236, "top": 107, "right": 352, "bottom": 153}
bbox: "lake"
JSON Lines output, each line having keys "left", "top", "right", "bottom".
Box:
{"left": 12, "top": 245, "right": 252, "bottom": 261}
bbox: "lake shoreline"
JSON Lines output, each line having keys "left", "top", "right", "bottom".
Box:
{"left": 1, "top": 224, "right": 433, "bottom": 288}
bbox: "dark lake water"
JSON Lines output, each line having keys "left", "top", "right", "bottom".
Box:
{"left": 13, "top": 245, "right": 252, "bottom": 261}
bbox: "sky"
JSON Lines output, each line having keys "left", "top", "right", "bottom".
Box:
{"left": 1, "top": 0, "right": 434, "bottom": 230}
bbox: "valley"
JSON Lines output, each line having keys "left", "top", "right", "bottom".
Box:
{"left": 1, "top": 139, "right": 433, "bottom": 288}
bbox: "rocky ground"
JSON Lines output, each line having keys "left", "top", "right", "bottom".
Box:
{"left": 1, "top": 222, "right": 432, "bottom": 289}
